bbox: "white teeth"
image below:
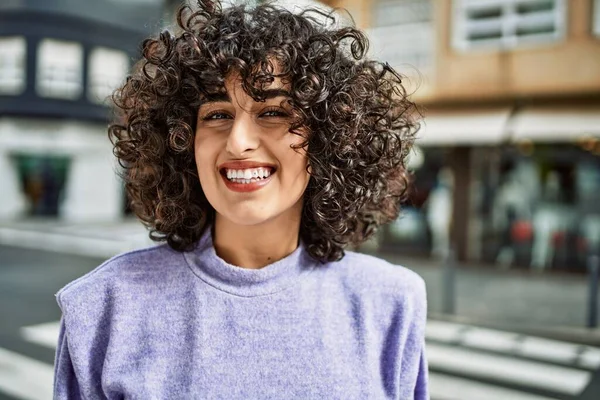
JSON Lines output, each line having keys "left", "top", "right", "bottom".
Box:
{"left": 224, "top": 167, "right": 273, "bottom": 183}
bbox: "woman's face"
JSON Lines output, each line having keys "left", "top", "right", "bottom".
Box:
{"left": 194, "top": 74, "right": 310, "bottom": 227}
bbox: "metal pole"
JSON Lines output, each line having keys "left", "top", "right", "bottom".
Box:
{"left": 442, "top": 248, "right": 456, "bottom": 315}
{"left": 587, "top": 255, "right": 599, "bottom": 329}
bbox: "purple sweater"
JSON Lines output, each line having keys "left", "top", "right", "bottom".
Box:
{"left": 53, "top": 228, "right": 429, "bottom": 399}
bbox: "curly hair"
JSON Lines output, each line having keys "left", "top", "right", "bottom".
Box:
{"left": 109, "top": 0, "right": 420, "bottom": 262}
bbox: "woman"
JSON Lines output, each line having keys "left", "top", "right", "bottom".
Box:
{"left": 53, "top": 1, "right": 428, "bottom": 398}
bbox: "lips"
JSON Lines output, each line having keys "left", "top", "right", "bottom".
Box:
{"left": 218, "top": 160, "right": 277, "bottom": 173}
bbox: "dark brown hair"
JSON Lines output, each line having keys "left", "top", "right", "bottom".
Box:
{"left": 109, "top": 0, "right": 420, "bottom": 262}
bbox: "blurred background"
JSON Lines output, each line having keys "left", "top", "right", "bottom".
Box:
{"left": 0, "top": 0, "right": 599, "bottom": 399}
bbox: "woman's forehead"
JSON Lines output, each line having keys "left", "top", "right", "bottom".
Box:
{"left": 224, "top": 71, "right": 291, "bottom": 93}
{"left": 200, "top": 72, "right": 291, "bottom": 104}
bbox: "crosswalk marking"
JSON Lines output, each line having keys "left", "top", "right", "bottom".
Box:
{"left": 0, "top": 347, "right": 54, "bottom": 400}
{"left": 429, "top": 372, "right": 560, "bottom": 400}
{"left": 427, "top": 319, "right": 600, "bottom": 370}
{"left": 461, "top": 327, "right": 519, "bottom": 353}
{"left": 519, "top": 336, "right": 580, "bottom": 364}
{"left": 579, "top": 347, "right": 600, "bottom": 369}
{"left": 427, "top": 342, "right": 591, "bottom": 395}
{"left": 426, "top": 320, "right": 465, "bottom": 342}
{"left": 20, "top": 322, "right": 61, "bottom": 350}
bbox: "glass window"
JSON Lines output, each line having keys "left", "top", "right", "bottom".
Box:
{"left": 88, "top": 47, "right": 129, "bottom": 104}
{"left": 107, "top": 0, "right": 162, "bottom": 3}
{"left": 474, "top": 144, "right": 600, "bottom": 273}
{"left": 594, "top": 0, "right": 600, "bottom": 36}
{"left": 367, "top": 0, "right": 434, "bottom": 72}
{"left": 14, "top": 154, "right": 71, "bottom": 217}
{"left": 223, "top": 0, "right": 256, "bottom": 5}
{"left": 0, "top": 36, "right": 26, "bottom": 95}
{"left": 377, "top": 146, "right": 448, "bottom": 257}
{"left": 37, "top": 39, "right": 83, "bottom": 100}
{"left": 453, "top": 0, "right": 566, "bottom": 51}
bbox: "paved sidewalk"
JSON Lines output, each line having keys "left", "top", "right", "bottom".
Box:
{"left": 0, "top": 218, "right": 153, "bottom": 258}
{"left": 381, "top": 252, "right": 600, "bottom": 345}
{"left": 1, "top": 218, "right": 599, "bottom": 344}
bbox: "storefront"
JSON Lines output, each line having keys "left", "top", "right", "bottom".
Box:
{"left": 376, "top": 104, "right": 600, "bottom": 273}
{"left": 13, "top": 154, "right": 70, "bottom": 216}
{"left": 474, "top": 143, "right": 600, "bottom": 272}
{"left": 0, "top": 118, "right": 123, "bottom": 222}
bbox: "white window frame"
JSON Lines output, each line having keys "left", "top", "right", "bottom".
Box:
{"left": 453, "top": 0, "right": 566, "bottom": 52}
{"left": 0, "top": 37, "right": 27, "bottom": 95}
{"left": 594, "top": 0, "right": 600, "bottom": 37}
{"left": 372, "top": 0, "right": 432, "bottom": 27}
{"left": 37, "top": 39, "right": 83, "bottom": 100}
{"left": 367, "top": 0, "right": 434, "bottom": 73}
{"left": 88, "top": 47, "right": 129, "bottom": 104}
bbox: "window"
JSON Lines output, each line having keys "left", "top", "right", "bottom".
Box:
{"left": 88, "top": 47, "right": 129, "bottom": 104}
{"left": 594, "top": 0, "right": 600, "bottom": 37}
{"left": 37, "top": 39, "right": 83, "bottom": 100}
{"left": 373, "top": 0, "right": 432, "bottom": 26}
{"left": 221, "top": 0, "right": 260, "bottom": 7}
{"left": 108, "top": 0, "right": 162, "bottom": 4}
{"left": 454, "top": 0, "right": 566, "bottom": 51}
{"left": 367, "top": 0, "right": 434, "bottom": 72}
{"left": 222, "top": 0, "right": 328, "bottom": 12}
{"left": 0, "top": 37, "right": 26, "bottom": 95}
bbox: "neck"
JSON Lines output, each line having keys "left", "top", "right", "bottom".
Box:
{"left": 212, "top": 208, "right": 302, "bottom": 270}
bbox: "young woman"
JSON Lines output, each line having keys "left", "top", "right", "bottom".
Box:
{"left": 53, "top": 1, "right": 428, "bottom": 398}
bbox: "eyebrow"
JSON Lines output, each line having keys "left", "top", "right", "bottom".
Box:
{"left": 201, "top": 89, "right": 291, "bottom": 104}
{"left": 260, "top": 89, "right": 292, "bottom": 100}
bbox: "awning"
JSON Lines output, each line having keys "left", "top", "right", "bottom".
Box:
{"left": 415, "top": 108, "right": 513, "bottom": 146}
{"left": 510, "top": 106, "right": 600, "bottom": 143}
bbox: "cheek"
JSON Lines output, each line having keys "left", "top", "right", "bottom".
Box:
{"left": 194, "top": 137, "right": 217, "bottom": 183}
{"left": 289, "top": 140, "right": 310, "bottom": 180}
{"left": 286, "top": 149, "right": 310, "bottom": 185}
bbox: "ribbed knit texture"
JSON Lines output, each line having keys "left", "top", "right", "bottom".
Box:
{"left": 53, "top": 228, "right": 429, "bottom": 399}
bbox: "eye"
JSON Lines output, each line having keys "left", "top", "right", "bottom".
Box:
{"left": 203, "top": 111, "right": 232, "bottom": 121}
{"left": 260, "top": 108, "right": 290, "bottom": 118}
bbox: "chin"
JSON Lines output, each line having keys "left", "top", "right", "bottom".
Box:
{"left": 219, "top": 209, "right": 275, "bottom": 227}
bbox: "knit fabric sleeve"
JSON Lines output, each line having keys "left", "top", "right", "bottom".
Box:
{"left": 53, "top": 315, "right": 82, "bottom": 400}
{"left": 407, "top": 275, "right": 429, "bottom": 400}
{"left": 413, "top": 339, "right": 429, "bottom": 400}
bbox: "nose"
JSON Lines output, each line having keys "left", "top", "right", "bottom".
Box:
{"left": 225, "top": 113, "right": 259, "bottom": 157}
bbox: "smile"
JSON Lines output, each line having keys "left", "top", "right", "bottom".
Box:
{"left": 219, "top": 167, "right": 276, "bottom": 193}
{"left": 225, "top": 167, "right": 272, "bottom": 182}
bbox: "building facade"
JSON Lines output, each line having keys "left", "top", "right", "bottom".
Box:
{"left": 322, "top": 0, "right": 600, "bottom": 273}
{"left": 4, "top": 0, "right": 599, "bottom": 273}
{"left": 0, "top": 0, "right": 164, "bottom": 222}
{"left": 0, "top": 0, "right": 335, "bottom": 223}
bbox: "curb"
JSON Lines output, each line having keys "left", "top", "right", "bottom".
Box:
{"left": 0, "top": 226, "right": 153, "bottom": 259}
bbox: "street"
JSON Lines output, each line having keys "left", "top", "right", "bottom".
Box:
{"left": 0, "top": 246, "right": 103, "bottom": 400}
{"left": 1, "top": 245, "right": 600, "bottom": 400}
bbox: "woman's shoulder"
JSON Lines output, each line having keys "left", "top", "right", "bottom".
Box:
{"left": 55, "top": 243, "right": 181, "bottom": 312}
{"left": 325, "top": 250, "right": 427, "bottom": 307}
{"left": 333, "top": 250, "right": 426, "bottom": 290}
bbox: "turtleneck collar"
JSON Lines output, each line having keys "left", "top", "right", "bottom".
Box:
{"left": 183, "top": 227, "right": 315, "bottom": 297}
